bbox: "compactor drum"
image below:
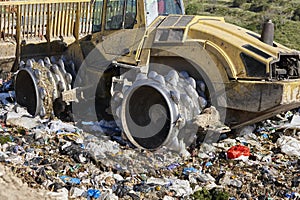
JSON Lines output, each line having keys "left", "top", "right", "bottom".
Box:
{"left": 15, "top": 57, "right": 75, "bottom": 118}
{"left": 109, "top": 67, "right": 208, "bottom": 150}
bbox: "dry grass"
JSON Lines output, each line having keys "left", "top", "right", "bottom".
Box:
{"left": 184, "top": 0, "right": 300, "bottom": 50}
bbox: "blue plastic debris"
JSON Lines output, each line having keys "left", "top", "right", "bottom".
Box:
{"left": 261, "top": 133, "right": 269, "bottom": 139}
{"left": 98, "top": 120, "right": 122, "bottom": 134}
{"left": 284, "top": 192, "right": 296, "bottom": 199}
{"left": 81, "top": 121, "right": 94, "bottom": 126}
{"left": 87, "top": 189, "right": 101, "bottom": 199}
{"left": 219, "top": 133, "right": 228, "bottom": 141}
{"left": 205, "top": 162, "right": 213, "bottom": 167}
{"left": 102, "top": 126, "right": 122, "bottom": 134}
{"left": 0, "top": 79, "right": 13, "bottom": 92}
{"left": 166, "top": 163, "right": 180, "bottom": 170}
{"left": 60, "top": 175, "right": 81, "bottom": 185}
{"left": 256, "top": 127, "right": 266, "bottom": 133}
{"left": 183, "top": 167, "right": 199, "bottom": 175}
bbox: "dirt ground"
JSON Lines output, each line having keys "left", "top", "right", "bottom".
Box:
{"left": 0, "top": 163, "right": 51, "bottom": 200}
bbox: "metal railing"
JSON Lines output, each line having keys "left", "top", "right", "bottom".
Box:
{"left": 0, "top": 0, "right": 92, "bottom": 43}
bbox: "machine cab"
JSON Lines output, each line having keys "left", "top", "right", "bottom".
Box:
{"left": 145, "top": 0, "right": 184, "bottom": 26}
{"left": 92, "top": 0, "right": 185, "bottom": 32}
{"left": 92, "top": 0, "right": 138, "bottom": 32}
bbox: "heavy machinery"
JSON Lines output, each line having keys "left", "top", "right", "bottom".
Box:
{"left": 1, "top": 0, "right": 299, "bottom": 150}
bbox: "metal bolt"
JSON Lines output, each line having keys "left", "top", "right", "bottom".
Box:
{"left": 58, "top": 81, "right": 64, "bottom": 92}
{"left": 40, "top": 106, "right": 46, "bottom": 117}
{"left": 26, "top": 59, "right": 33, "bottom": 68}
{"left": 50, "top": 56, "right": 56, "bottom": 64}
{"left": 154, "top": 74, "right": 165, "bottom": 85}
{"left": 44, "top": 57, "right": 51, "bottom": 65}
{"left": 58, "top": 59, "right": 66, "bottom": 71}
{"left": 34, "top": 69, "right": 41, "bottom": 80}
{"left": 39, "top": 87, "right": 46, "bottom": 99}
{"left": 148, "top": 71, "right": 158, "bottom": 79}
{"left": 19, "top": 60, "right": 25, "bottom": 68}
{"left": 187, "top": 77, "right": 196, "bottom": 89}
{"left": 38, "top": 59, "right": 45, "bottom": 68}
{"left": 47, "top": 71, "right": 53, "bottom": 79}
{"left": 65, "top": 73, "right": 72, "bottom": 84}
{"left": 136, "top": 73, "right": 147, "bottom": 81}
{"left": 51, "top": 64, "right": 59, "bottom": 74}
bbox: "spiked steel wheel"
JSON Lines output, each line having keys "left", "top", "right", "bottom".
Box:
{"left": 111, "top": 69, "right": 207, "bottom": 150}
{"left": 15, "top": 57, "right": 75, "bottom": 118}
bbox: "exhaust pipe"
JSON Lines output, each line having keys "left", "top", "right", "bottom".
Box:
{"left": 261, "top": 19, "right": 274, "bottom": 46}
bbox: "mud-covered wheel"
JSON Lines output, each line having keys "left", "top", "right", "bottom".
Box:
{"left": 110, "top": 68, "right": 208, "bottom": 152}
{"left": 95, "top": 65, "right": 120, "bottom": 121}
{"left": 15, "top": 57, "right": 76, "bottom": 120}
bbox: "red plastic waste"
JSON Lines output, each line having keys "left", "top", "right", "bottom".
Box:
{"left": 227, "top": 145, "right": 250, "bottom": 159}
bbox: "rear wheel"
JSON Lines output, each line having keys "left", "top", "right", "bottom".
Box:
{"left": 15, "top": 57, "right": 75, "bottom": 120}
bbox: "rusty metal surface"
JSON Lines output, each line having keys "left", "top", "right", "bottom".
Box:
{"left": 281, "top": 81, "right": 300, "bottom": 104}
{"left": 0, "top": 0, "right": 91, "bottom": 41}
{"left": 225, "top": 80, "right": 300, "bottom": 128}
{"left": 0, "top": 0, "right": 93, "bottom": 71}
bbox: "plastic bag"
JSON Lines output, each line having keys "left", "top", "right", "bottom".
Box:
{"left": 227, "top": 145, "right": 250, "bottom": 160}
{"left": 276, "top": 136, "right": 300, "bottom": 157}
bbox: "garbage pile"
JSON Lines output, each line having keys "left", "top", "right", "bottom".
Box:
{"left": 0, "top": 77, "right": 299, "bottom": 200}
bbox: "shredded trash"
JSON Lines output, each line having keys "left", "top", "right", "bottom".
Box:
{"left": 276, "top": 135, "right": 300, "bottom": 157}
{"left": 0, "top": 89, "right": 299, "bottom": 199}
